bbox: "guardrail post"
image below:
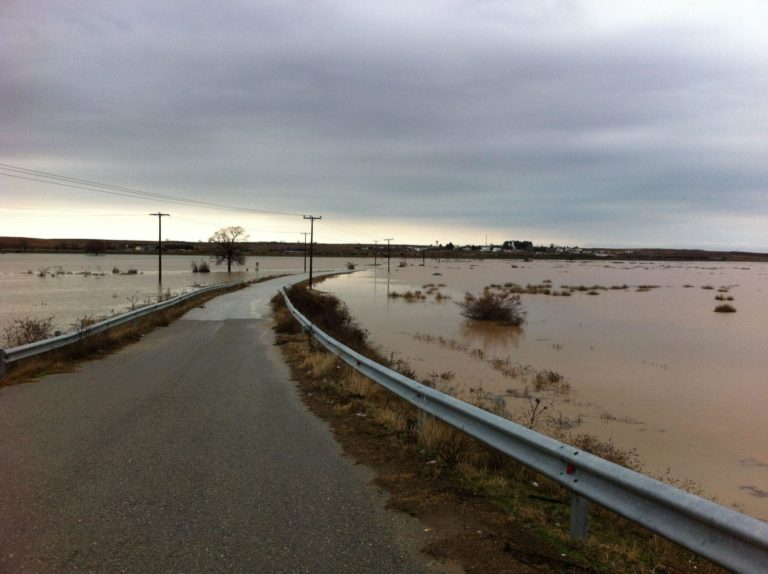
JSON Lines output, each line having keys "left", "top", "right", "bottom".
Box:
{"left": 570, "top": 493, "right": 589, "bottom": 541}
{"left": 0, "top": 350, "right": 6, "bottom": 379}
{"left": 417, "top": 394, "right": 427, "bottom": 434}
{"left": 281, "top": 287, "right": 768, "bottom": 572}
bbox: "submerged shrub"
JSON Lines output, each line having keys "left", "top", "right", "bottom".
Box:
{"left": 457, "top": 291, "right": 526, "bottom": 326}
{"left": 714, "top": 304, "right": 737, "bottom": 313}
{"left": 191, "top": 260, "right": 210, "bottom": 273}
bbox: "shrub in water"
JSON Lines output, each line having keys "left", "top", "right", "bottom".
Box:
{"left": 457, "top": 291, "right": 526, "bottom": 326}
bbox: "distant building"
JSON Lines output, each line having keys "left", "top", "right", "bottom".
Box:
{"left": 502, "top": 240, "right": 534, "bottom": 251}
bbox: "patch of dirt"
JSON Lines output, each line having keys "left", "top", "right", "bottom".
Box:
{"left": 279, "top": 339, "right": 595, "bottom": 573}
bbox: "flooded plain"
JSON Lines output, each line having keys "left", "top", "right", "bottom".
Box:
{"left": 2, "top": 253, "right": 766, "bottom": 519}
{"left": 0, "top": 253, "right": 361, "bottom": 333}
{"left": 320, "top": 258, "right": 768, "bottom": 520}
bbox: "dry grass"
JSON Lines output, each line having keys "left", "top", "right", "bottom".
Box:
{"left": 299, "top": 352, "right": 338, "bottom": 377}
{"left": 271, "top": 286, "right": 726, "bottom": 574}
{"left": 2, "top": 284, "right": 245, "bottom": 386}
{"left": 371, "top": 405, "right": 409, "bottom": 433}
{"left": 1, "top": 316, "right": 54, "bottom": 347}
{"left": 418, "top": 415, "right": 474, "bottom": 467}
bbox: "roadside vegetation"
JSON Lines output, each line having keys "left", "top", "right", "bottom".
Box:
{"left": 0, "top": 279, "right": 284, "bottom": 386}
{"left": 272, "top": 284, "right": 723, "bottom": 573}
{"left": 2, "top": 316, "right": 55, "bottom": 348}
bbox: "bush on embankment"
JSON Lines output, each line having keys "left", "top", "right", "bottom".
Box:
{"left": 271, "top": 284, "right": 725, "bottom": 574}
{"left": 1, "top": 284, "right": 246, "bottom": 386}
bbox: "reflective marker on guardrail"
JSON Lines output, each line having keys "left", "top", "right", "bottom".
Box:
{"left": 282, "top": 287, "right": 768, "bottom": 574}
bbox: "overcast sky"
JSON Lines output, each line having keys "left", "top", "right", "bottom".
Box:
{"left": 2, "top": 1, "right": 767, "bottom": 249}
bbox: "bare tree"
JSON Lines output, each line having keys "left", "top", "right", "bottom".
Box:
{"left": 85, "top": 239, "right": 106, "bottom": 255}
{"left": 208, "top": 226, "right": 249, "bottom": 272}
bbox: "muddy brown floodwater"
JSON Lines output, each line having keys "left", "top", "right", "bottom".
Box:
{"left": 321, "top": 258, "right": 768, "bottom": 521}
{"left": 0, "top": 253, "right": 365, "bottom": 333}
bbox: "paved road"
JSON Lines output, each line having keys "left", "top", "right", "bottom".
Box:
{"left": 0, "top": 274, "right": 431, "bottom": 573}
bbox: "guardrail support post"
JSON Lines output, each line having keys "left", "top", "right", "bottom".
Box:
{"left": 281, "top": 287, "right": 768, "bottom": 572}
{"left": 570, "top": 493, "right": 589, "bottom": 541}
{"left": 0, "top": 350, "right": 6, "bottom": 380}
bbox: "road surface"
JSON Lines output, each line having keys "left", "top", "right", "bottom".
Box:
{"left": 0, "top": 274, "right": 432, "bottom": 573}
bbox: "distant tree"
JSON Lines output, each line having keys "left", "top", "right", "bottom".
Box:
{"left": 85, "top": 239, "right": 106, "bottom": 255}
{"left": 209, "top": 226, "right": 249, "bottom": 272}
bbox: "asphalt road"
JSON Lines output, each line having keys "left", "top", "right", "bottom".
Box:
{"left": 0, "top": 274, "right": 431, "bottom": 573}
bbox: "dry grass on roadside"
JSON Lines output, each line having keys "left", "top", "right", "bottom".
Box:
{"left": 1, "top": 284, "right": 246, "bottom": 386}
{"left": 272, "top": 285, "right": 726, "bottom": 574}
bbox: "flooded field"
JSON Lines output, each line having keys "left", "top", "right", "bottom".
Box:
{"left": 3, "top": 253, "right": 766, "bottom": 519}
{"left": 0, "top": 253, "right": 362, "bottom": 333}
{"left": 320, "top": 258, "right": 768, "bottom": 520}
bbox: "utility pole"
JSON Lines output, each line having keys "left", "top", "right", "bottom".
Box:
{"left": 301, "top": 232, "right": 310, "bottom": 273}
{"left": 384, "top": 238, "right": 393, "bottom": 273}
{"left": 303, "top": 215, "right": 321, "bottom": 288}
{"left": 149, "top": 212, "right": 170, "bottom": 283}
{"left": 373, "top": 240, "right": 378, "bottom": 266}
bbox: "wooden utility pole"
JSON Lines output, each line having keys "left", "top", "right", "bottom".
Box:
{"left": 303, "top": 215, "right": 321, "bottom": 288}
{"left": 384, "top": 238, "right": 393, "bottom": 273}
{"left": 301, "top": 232, "right": 310, "bottom": 272}
{"left": 149, "top": 213, "right": 170, "bottom": 283}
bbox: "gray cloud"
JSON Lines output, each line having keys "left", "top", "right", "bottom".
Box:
{"left": 1, "top": 0, "right": 767, "bottom": 248}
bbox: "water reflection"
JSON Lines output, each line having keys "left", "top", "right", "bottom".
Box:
{"left": 322, "top": 259, "right": 768, "bottom": 520}
{"left": 458, "top": 321, "right": 522, "bottom": 349}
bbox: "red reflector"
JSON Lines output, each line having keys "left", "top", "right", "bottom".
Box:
{"left": 566, "top": 463, "right": 575, "bottom": 475}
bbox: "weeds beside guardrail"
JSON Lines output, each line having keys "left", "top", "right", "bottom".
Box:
{"left": 281, "top": 286, "right": 768, "bottom": 574}
{"left": 0, "top": 282, "right": 243, "bottom": 380}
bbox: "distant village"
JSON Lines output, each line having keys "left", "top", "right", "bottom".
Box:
{"left": 0, "top": 236, "right": 624, "bottom": 258}
{"left": 1, "top": 236, "right": 765, "bottom": 261}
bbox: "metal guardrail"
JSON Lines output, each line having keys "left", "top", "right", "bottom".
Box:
{"left": 0, "top": 281, "right": 243, "bottom": 378}
{"left": 282, "top": 287, "right": 768, "bottom": 574}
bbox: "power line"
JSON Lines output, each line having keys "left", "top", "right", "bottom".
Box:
{"left": 322, "top": 217, "right": 372, "bottom": 242}
{"left": 172, "top": 214, "right": 301, "bottom": 235}
{"left": 0, "top": 163, "right": 421, "bottom": 246}
{"left": 0, "top": 163, "right": 302, "bottom": 217}
{"left": 0, "top": 207, "right": 146, "bottom": 218}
